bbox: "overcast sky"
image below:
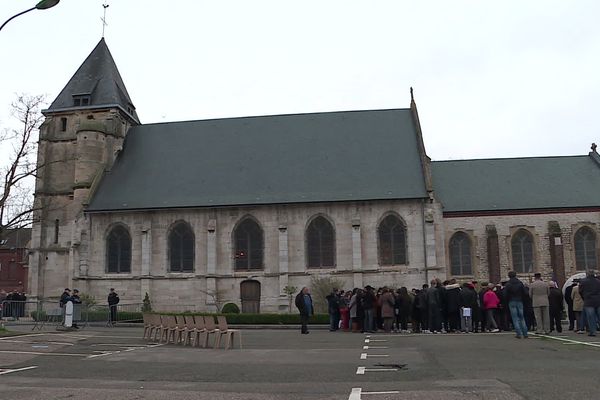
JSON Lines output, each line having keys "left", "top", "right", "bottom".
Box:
{"left": 1, "top": 0, "right": 599, "bottom": 160}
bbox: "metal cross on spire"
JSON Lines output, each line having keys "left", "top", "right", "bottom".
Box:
{"left": 101, "top": 2, "right": 109, "bottom": 37}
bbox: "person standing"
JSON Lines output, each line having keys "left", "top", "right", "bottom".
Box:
{"left": 107, "top": 288, "right": 120, "bottom": 326}
{"left": 571, "top": 280, "right": 586, "bottom": 333}
{"left": 295, "top": 287, "right": 314, "bottom": 334}
{"left": 564, "top": 281, "right": 576, "bottom": 331}
{"left": 482, "top": 284, "right": 501, "bottom": 332}
{"left": 363, "top": 286, "right": 377, "bottom": 333}
{"left": 397, "top": 287, "right": 413, "bottom": 332}
{"left": 504, "top": 271, "right": 529, "bottom": 339}
{"left": 578, "top": 271, "right": 600, "bottom": 337}
{"left": 427, "top": 280, "right": 442, "bottom": 333}
{"left": 326, "top": 289, "right": 340, "bottom": 332}
{"left": 548, "top": 282, "right": 564, "bottom": 333}
{"left": 339, "top": 290, "right": 351, "bottom": 331}
{"left": 530, "top": 273, "right": 551, "bottom": 334}
{"left": 60, "top": 288, "right": 72, "bottom": 307}
{"left": 379, "top": 288, "right": 395, "bottom": 333}
{"left": 445, "top": 279, "right": 462, "bottom": 333}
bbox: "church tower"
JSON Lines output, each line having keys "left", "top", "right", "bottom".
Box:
{"left": 28, "top": 39, "right": 139, "bottom": 299}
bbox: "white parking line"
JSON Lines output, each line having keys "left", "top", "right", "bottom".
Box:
{"left": 0, "top": 350, "right": 87, "bottom": 357}
{"left": 363, "top": 346, "right": 388, "bottom": 350}
{"left": 349, "top": 388, "right": 362, "bottom": 400}
{"left": 356, "top": 366, "right": 398, "bottom": 375}
{"left": 362, "top": 391, "right": 401, "bottom": 395}
{"left": 360, "top": 353, "right": 389, "bottom": 359}
{"left": 0, "top": 333, "right": 45, "bottom": 340}
{"left": 0, "top": 366, "right": 38, "bottom": 375}
{"left": 533, "top": 333, "right": 600, "bottom": 348}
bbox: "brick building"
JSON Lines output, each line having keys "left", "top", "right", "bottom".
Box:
{"left": 27, "top": 39, "right": 600, "bottom": 311}
{"left": 0, "top": 228, "right": 31, "bottom": 293}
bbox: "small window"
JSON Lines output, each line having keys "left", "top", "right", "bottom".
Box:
{"left": 54, "top": 219, "right": 59, "bottom": 244}
{"left": 60, "top": 117, "right": 67, "bottom": 132}
{"left": 73, "top": 95, "right": 91, "bottom": 107}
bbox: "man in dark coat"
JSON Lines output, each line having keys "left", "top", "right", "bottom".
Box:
{"left": 548, "top": 282, "right": 564, "bottom": 333}
{"left": 504, "top": 271, "right": 529, "bottom": 339}
{"left": 295, "top": 287, "right": 314, "bottom": 334}
{"left": 578, "top": 271, "right": 600, "bottom": 337}
{"left": 565, "top": 282, "right": 576, "bottom": 331}
{"left": 427, "top": 280, "right": 442, "bottom": 333}
{"left": 60, "top": 288, "right": 72, "bottom": 307}
{"left": 107, "top": 288, "right": 120, "bottom": 326}
{"left": 445, "top": 279, "right": 462, "bottom": 332}
{"left": 325, "top": 289, "right": 340, "bottom": 332}
{"left": 459, "top": 282, "right": 479, "bottom": 332}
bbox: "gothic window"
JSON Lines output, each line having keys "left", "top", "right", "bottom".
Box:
{"left": 168, "top": 222, "right": 195, "bottom": 272}
{"left": 449, "top": 231, "right": 472, "bottom": 276}
{"left": 378, "top": 214, "right": 407, "bottom": 265}
{"left": 306, "top": 216, "right": 335, "bottom": 268}
{"left": 575, "top": 226, "right": 597, "bottom": 271}
{"left": 234, "top": 218, "right": 264, "bottom": 270}
{"left": 106, "top": 225, "right": 131, "bottom": 273}
{"left": 511, "top": 229, "right": 534, "bottom": 273}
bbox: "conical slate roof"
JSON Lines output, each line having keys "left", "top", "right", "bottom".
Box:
{"left": 46, "top": 38, "right": 139, "bottom": 123}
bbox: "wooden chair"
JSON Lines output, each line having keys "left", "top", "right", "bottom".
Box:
{"left": 178, "top": 315, "right": 194, "bottom": 345}
{"left": 152, "top": 314, "right": 165, "bottom": 342}
{"left": 188, "top": 315, "right": 207, "bottom": 347}
{"left": 142, "top": 313, "right": 152, "bottom": 339}
{"left": 160, "top": 315, "right": 179, "bottom": 344}
{"left": 215, "top": 315, "right": 242, "bottom": 350}
{"left": 202, "top": 315, "right": 220, "bottom": 348}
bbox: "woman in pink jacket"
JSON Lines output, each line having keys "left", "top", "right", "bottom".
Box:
{"left": 483, "top": 285, "right": 501, "bottom": 333}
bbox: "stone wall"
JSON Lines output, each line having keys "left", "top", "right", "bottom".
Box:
{"left": 71, "top": 199, "right": 443, "bottom": 312}
{"left": 443, "top": 211, "right": 600, "bottom": 285}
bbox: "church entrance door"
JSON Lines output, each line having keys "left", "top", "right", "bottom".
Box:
{"left": 240, "top": 280, "right": 261, "bottom": 313}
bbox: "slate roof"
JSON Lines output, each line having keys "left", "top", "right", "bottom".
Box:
{"left": 44, "top": 38, "right": 139, "bottom": 123}
{"left": 0, "top": 229, "right": 31, "bottom": 249}
{"left": 87, "top": 109, "right": 428, "bottom": 211}
{"left": 431, "top": 155, "right": 600, "bottom": 213}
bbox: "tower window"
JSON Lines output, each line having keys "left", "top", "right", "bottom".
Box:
{"left": 54, "top": 219, "right": 59, "bottom": 244}
{"left": 73, "top": 94, "right": 91, "bottom": 107}
{"left": 60, "top": 118, "right": 67, "bottom": 132}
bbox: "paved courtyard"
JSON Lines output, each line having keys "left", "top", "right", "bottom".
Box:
{"left": 0, "top": 325, "right": 599, "bottom": 399}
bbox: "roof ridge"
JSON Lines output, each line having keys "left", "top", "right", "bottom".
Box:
{"left": 134, "top": 108, "right": 411, "bottom": 127}
{"left": 432, "top": 154, "right": 588, "bottom": 163}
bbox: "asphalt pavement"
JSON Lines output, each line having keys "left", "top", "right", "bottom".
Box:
{"left": 0, "top": 325, "right": 599, "bottom": 399}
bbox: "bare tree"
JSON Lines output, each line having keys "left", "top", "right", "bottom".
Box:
{"left": 0, "top": 94, "right": 46, "bottom": 241}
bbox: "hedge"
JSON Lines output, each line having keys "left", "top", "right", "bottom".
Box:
{"left": 30, "top": 310, "right": 329, "bottom": 325}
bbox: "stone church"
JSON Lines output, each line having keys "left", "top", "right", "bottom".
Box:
{"left": 28, "top": 39, "right": 600, "bottom": 312}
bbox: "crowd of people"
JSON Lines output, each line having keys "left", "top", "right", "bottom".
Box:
{"left": 318, "top": 270, "right": 600, "bottom": 338}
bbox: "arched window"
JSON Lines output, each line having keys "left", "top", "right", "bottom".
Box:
{"left": 449, "top": 231, "right": 472, "bottom": 276}
{"left": 306, "top": 216, "right": 335, "bottom": 268}
{"left": 378, "top": 214, "right": 407, "bottom": 265}
{"left": 168, "top": 222, "right": 195, "bottom": 272}
{"left": 106, "top": 225, "right": 131, "bottom": 273}
{"left": 234, "top": 218, "right": 264, "bottom": 270}
{"left": 511, "top": 229, "right": 534, "bottom": 273}
{"left": 575, "top": 226, "right": 597, "bottom": 271}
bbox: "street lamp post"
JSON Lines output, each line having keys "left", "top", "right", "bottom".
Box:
{"left": 0, "top": 0, "right": 60, "bottom": 32}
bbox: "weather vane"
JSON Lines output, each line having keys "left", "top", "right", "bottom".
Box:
{"left": 101, "top": 3, "right": 109, "bottom": 38}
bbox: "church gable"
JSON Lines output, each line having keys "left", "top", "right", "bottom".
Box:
{"left": 87, "top": 109, "right": 429, "bottom": 211}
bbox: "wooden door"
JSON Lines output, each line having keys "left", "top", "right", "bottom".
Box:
{"left": 240, "top": 280, "right": 261, "bottom": 314}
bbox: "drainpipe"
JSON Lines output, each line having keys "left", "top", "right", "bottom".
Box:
{"left": 421, "top": 198, "right": 429, "bottom": 284}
